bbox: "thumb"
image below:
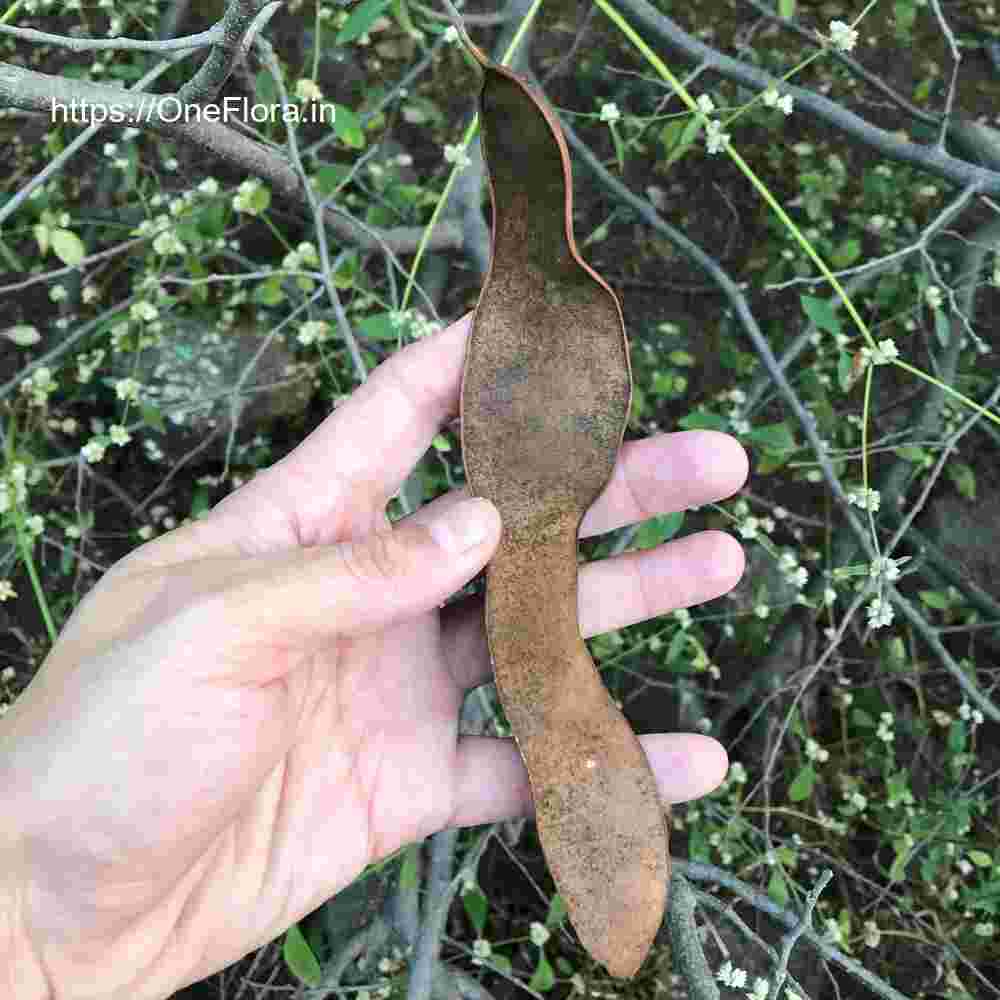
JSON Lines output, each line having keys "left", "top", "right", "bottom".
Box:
{"left": 216, "top": 496, "right": 502, "bottom": 645}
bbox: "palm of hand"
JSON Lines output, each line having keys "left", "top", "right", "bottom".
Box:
{"left": 5, "top": 314, "right": 745, "bottom": 997}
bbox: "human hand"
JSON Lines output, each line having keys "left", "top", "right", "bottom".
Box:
{"left": 1, "top": 313, "right": 747, "bottom": 999}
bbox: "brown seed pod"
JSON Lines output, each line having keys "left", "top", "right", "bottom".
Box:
{"left": 458, "top": 45, "right": 671, "bottom": 978}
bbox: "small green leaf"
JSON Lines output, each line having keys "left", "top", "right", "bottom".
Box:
{"left": 934, "top": 308, "right": 952, "bottom": 349}
{"left": 283, "top": 923, "right": 322, "bottom": 987}
{"left": 51, "top": 228, "right": 86, "bottom": 266}
{"left": 358, "top": 312, "right": 399, "bottom": 341}
{"left": 332, "top": 103, "right": 365, "bottom": 148}
{"left": 947, "top": 461, "right": 976, "bottom": 500}
{"left": 837, "top": 351, "right": 855, "bottom": 392}
{"left": 851, "top": 707, "right": 875, "bottom": 728}
{"left": 400, "top": 843, "right": 419, "bottom": 890}
{"left": 830, "top": 238, "right": 861, "bottom": 268}
{"left": 668, "top": 349, "right": 696, "bottom": 366}
{"left": 747, "top": 421, "right": 796, "bottom": 452}
{"left": 768, "top": 868, "right": 788, "bottom": 905}
{"left": 667, "top": 628, "right": 688, "bottom": 667}
{"left": 778, "top": 0, "right": 796, "bottom": 17}
{"left": 631, "top": 511, "right": 684, "bottom": 550}
{"left": 949, "top": 720, "right": 967, "bottom": 755}
{"left": 800, "top": 294, "right": 842, "bottom": 336}
{"left": 336, "top": 0, "right": 391, "bottom": 44}
{"left": 788, "top": 764, "right": 816, "bottom": 802}
{"left": 678, "top": 409, "right": 728, "bottom": 431}
{"left": 489, "top": 954, "right": 512, "bottom": 975}
{"left": 140, "top": 404, "right": 166, "bottom": 433}
{"left": 968, "top": 850, "right": 993, "bottom": 868}
{"left": 545, "top": 893, "right": 567, "bottom": 929}
{"left": 313, "top": 162, "right": 352, "bottom": 195}
{"left": 528, "top": 954, "right": 555, "bottom": 993}
{"left": 463, "top": 887, "right": 488, "bottom": 935}
{"left": 919, "top": 590, "right": 951, "bottom": 611}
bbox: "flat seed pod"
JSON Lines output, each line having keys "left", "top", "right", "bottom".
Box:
{"left": 458, "top": 46, "right": 671, "bottom": 979}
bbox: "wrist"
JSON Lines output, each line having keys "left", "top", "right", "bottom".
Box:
{"left": 2, "top": 842, "right": 50, "bottom": 999}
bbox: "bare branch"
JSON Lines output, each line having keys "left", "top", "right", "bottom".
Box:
{"left": 614, "top": 0, "right": 1000, "bottom": 196}
{"left": 176, "top": 0, "right": 283, "bottom": 105}
{"left": 0, "top": 62, "right": 462, "bottom": 254}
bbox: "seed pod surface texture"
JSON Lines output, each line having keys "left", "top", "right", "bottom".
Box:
{"left": 459, "top": 56, "right": 671, "bottom": 979}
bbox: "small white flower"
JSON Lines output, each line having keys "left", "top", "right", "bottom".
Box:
{"left": 443, "top": 24, "right": 459, "bottom": 43}
{"left": 867, "top": 595, "right": 894, "bottom": 629}
{"left": 599, "top": 102, "right": 621, "bottom": 124}
{"left": 754, "top": 603, "right": 770, "bottom": 619}
{"left": 529, "top": 922, "right": 550, "bottom": 946}
{"left": 847, "top": 487, "right": 881, "bottom": 513}
{"left": 737, "top": 516, "right": 759, "bottom": 539}
{"left": 696, "top": 94, "right": 715, "bottom": 115}
{"left": 297, "top": 320, "right": 330, "bottom": 346}
{"left": 747, "top": 976, "right": 770, "bottom": 1000}
{"left": 109, "top": 425, "right": 131, "bottom": 446}
{"left": 198, "top": 177, "right": 220, "bottom": 197}
{"left": 869, "top": 556, "right": 903, "bottom": 583}
{"left": 705, "top": 119, "right": 730, "bottom": 155}
{"left": 828, "top": 20, "right": 859, "bottom": 52}
{"left": 114, "top": 378, "right": 141, "bottom": 402}
{"left": 762, "top": 86, "right": 793, "bottom": 114}
{"left": 81, "top": 438, "right": 107, "bottom": 463}
{"left": 0, "top": 580, "right": 16, "bottom": 601}
{"left": 974, "top": 922, "right": 995, "bottom": 938}
{"left": 471, "top": 938, "right": 492, "bottom": 964}
{"left": 295, "top": 78, "right": 324, "bottom": 102}
{"left": 49, "top": 284, "right": 68, "bottom": 303}
{"left": 443, "top": 143, "right": 471, "bottom": 169}
{"left": 925, "top": 285, "right": 944, "bottom": 310}
{"left": 859, "top": 338, "right": 899, "bottom": 368}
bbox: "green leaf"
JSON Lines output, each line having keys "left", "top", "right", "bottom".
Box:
{"left": 400, "top": 843, "right": 419, "bottom": 890}
{"left": 968, "top": 850, "right": 993, "bottom": 868}
{"left": 313, "top": 162, "right": 352, "bottom": 195}
{"left": 140, "top": 404, "right": 166, "bottom": 433}
{"left": 837, "top": 351, "right": 855, "bottom": 392}
{"left": 768, "top": 868, "right": 788, "bottom": 905}
{"left": 528, "top": 954, "right": 555, "bottom": 993}
{"left": 332, "top": 103, "right": 365, "bottom": 149}
{"left": 667, "top": 628, "right": 688, "bottom": 667}
{"left": 830, "top": 238, "right": 861, "bottom": 268}
{"left": 678, "top": 409, "right": 728, "bottom": 432}
{"left": 949, "top": 720, "right": 967, "bottom": 755}
{"left": 934, "top": 308, "right": 952, "bottom": 349}
{"left": 747, "top": 421, "right": 796, "bottom": 452}
{"left": 788, "top": 764, "right": 816, "bottom": 802}
{"left": 919, "top": 590, "right": 951, "bottom": 611}
{"left": 659, "top": 114, "right": 703, "bottom": 167}
{"left": 851, "top": 707, "right": 875, "bottom": 728}
{"left": 254, "top": 274, "right": 286, "bottom": 306}
{"left": 545, "top": 893, "right": 567, "bottom": 929}
{"left": 283, "top": 923, "right": 322, "bottom": 986}
{"left": 894, "top": 445, "right": 928, "bottom": 464}
{"left": 668, "top": 349, "right": 696, "bottom": 367}
{"left": 778, "top": 0, "right": 796, "bottom": 16}
{"left": 631, "top": 511, "right": 684, "bottom": 550}
{"left": 463, "top": 887, "right": 488, "bottom": 935}
{"left": 800, "top": 294, "right": 842, "bottom": 336}
{"left": 358, "top": 312, "right": 399, "bottom": 341}
{"left": 336, "top": 0, "right": 391, "bottom": 43}
{"left": 51, "top": 228, "right": 86, "bottom": 266}
{"left": 489, "top": 954, "right": 512, "bottom": 976}
{"left": 947, "top": 461, "right": 976, "bottom": 500}
{"left": 255, "top": 67, "right": 278, "bottom": 106}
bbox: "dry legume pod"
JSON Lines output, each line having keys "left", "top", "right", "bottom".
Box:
{"left": 459, "top": 45, "right": 670, "bottom": 979}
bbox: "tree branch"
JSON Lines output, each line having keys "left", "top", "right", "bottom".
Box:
{"left": 0, "top": 61, "right": 462, "bottom": 254}
{"left": 614, "top": 0, "right": 1000, "bottom": 196}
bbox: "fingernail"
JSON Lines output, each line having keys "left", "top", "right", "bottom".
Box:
{"left": 430, "top": 498, "right": 496, "bottom": 554}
